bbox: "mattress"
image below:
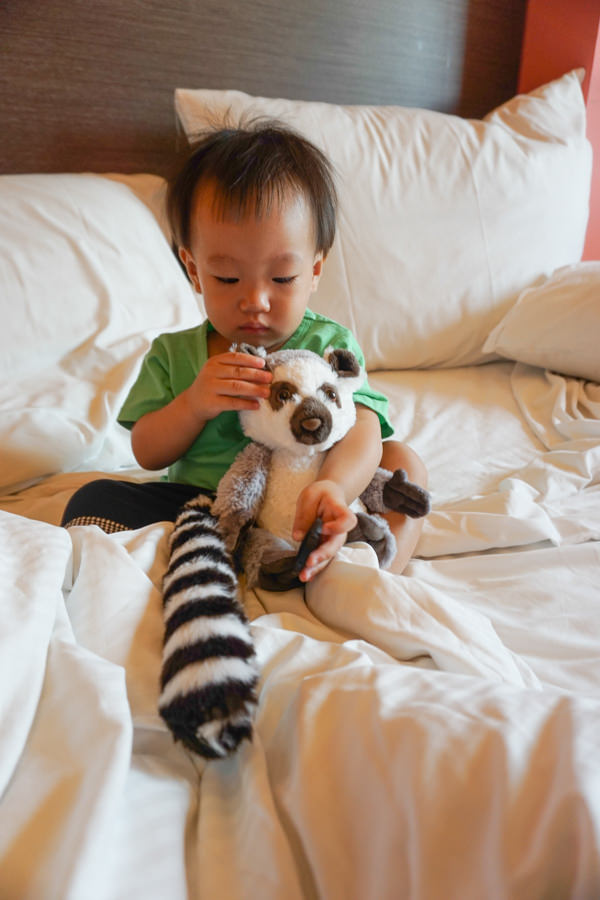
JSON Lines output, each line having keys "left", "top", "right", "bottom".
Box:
{"left": 2, "top": 361, "right": 599, "bottom": 899}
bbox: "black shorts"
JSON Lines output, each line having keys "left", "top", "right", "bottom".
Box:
{"left": 61, "top": 479, "right": 214, "bottom": 533}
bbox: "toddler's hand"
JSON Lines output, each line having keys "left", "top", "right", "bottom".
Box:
{"left": 187, "top": 350, "right": 272, "bottom": 422}
{"left": 292, "top": 480, "right": 357, "bottom": 582}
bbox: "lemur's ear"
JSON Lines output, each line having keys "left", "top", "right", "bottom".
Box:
{"left": 230, "top": 342, "right": 267, "bottom": 359}
{"left": 230, "top": 342, "right": 273, "bottom": 372}
{"left": 325, "top": 347, "right": 361, "bottom": 378}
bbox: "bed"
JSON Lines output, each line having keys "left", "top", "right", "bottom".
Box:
{"left": 1, "top": 2, "right": 600, "bottom": 898}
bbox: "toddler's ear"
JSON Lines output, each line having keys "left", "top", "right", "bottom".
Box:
{"left": 311, "top": 252, "right": 324, "bottom": 291}
{"left": 178, "top": 247, "right": 202, "bottom": 293}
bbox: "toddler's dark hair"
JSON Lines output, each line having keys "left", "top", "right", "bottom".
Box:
{"left": 167, "top": 120, "right": 337, "bottom": 254}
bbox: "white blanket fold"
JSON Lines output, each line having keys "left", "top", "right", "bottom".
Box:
{"left": 306, "top": 544, "right": 540, "bottom": 688}
{"left": 1, "top": 360, "right": 600, "bottom": 898}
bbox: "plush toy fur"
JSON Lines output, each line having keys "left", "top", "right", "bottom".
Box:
{"left": 213, "top": 344, "right": 431, "bottom": 591}
{"left": 158, "top": 495, "right": 259, "bottom": 759}
{"left": 159, "top": 344, "right": 430, "bottom": 757}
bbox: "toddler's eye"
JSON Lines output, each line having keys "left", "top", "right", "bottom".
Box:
{"left": 215, "top": 276, "right": 239, "bottom": 284}
{"left": 272, "top": 276, "right": 297, "bottom": 284}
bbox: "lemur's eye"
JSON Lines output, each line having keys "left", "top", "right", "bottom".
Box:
{"left": 269, "top": 380, "right": 298, "bottom": 410}
{"left": 274, "top": 383, "right": 295, "bottom": 404}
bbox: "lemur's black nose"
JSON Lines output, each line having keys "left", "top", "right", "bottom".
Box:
{"left": 291, "top": 398, "right": 332, "bottom": 444}
{"left": 301, "top": 417, "right": 323, "bottom": 432}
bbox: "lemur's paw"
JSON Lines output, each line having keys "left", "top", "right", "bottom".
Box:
{"left": 258, "top": 554, "right": 302, "bottom": 591}
{"left": 348, "top": 512, "right": 393, "bottom": 567}
{"left": 351, "top": 511, "right": 387, "bottom": 543}
{"left": 383, "top": 468, "right": 431, "bottom": 518}
{"left": 258, "top": 518, "right": 323, "bottom": 592}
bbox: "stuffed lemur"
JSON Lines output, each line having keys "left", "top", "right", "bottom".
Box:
{"left": 159, "top": 345, "right": 430, "bottom": 758}
{"left": 213, "top": 344, "right": 430, "bottom": 590}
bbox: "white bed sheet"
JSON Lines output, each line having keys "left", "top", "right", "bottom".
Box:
{"left": 1, "top": 360, "right": 600, "bottom": 899}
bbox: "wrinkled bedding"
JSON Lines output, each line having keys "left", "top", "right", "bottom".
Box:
{"left": 2, "top": 360, "right": 600, "bottom": 899}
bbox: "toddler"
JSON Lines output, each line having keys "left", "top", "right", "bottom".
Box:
{"left": 62, "top": 122, "right": 428, "bottom": 580}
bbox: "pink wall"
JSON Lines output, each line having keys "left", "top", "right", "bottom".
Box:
{"left": 518, "top": 0, "right": 600, "bottom": 260}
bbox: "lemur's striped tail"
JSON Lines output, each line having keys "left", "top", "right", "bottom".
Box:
{"left": 159, "top": 495, "right": 259, "bottom": 758}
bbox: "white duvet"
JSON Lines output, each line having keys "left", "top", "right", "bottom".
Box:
{"left": 1, "top": 361, "right": 600, "bottom": 900}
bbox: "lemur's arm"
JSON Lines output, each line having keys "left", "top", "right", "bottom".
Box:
{"left": 212, "top": 442, "right": 272, "bottom": 554}
{"left": 360, "top": 467, "right": 431, "bottom": 519}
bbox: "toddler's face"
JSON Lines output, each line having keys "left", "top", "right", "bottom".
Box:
{"left": 180, "top": 183, "right": 324, "bottom": 352}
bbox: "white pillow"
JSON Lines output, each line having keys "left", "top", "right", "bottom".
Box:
{"left": 102, "top": 172, "right": 173, "bottom": 243}
{"left": 483, "top": 263, "right": 600, "bottom": 382}
{"left": 0, "top": 174, "right": 200, "bottom": 493}
{"left": 175, "top": 71, "right": 592, "bottom": 371}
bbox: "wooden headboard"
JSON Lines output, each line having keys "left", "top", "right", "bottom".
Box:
{"left": 4, "top": 0, "right": 598, "bottom": 256}
{"left": 2, "top": 0, "right": 527, "bottom": 177}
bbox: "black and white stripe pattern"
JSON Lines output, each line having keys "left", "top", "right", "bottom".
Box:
{"left": 158, "top": 494, "right": 259, "bottom": 758}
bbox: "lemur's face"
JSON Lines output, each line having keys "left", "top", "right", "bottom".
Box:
{"left": 239, "top": 348, "right": 364, "bottom": 456}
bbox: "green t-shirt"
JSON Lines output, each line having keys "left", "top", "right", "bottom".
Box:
{"left": 118, "top": 309, "right": 393, "bottom": 491}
